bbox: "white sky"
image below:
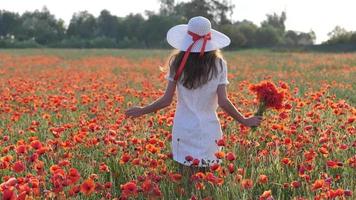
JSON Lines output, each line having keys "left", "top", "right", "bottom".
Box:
{"left": 1, "top": 0, "right": 355, "bottom": 44}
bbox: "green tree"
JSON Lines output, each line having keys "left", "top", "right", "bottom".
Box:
{"left": 174, "top": 0, "right": 214, "bottom": 23}
{"left": 297, "top": 31, "right": 315, "bottom": 45}
{"left": 255, "top": 25, "right": 282, "bottom": 47}
{"left": 0, "top": 10, "right": 21, "bottom": 37}
{"left": 284, "top": 30, "right": 299, "bottom": 45}
{"left": 350, "top": 32, "right": 356, "bottom": 44}
{"left": 67, "top": 11, "right": 97, "bottom": 39}
{"left": 159, "top": 0, "right": 175, "bottom": 16}
{"left": 141, "top": 15, "right": 184, "bottom": 48}
{"left": 261, "top": 11, "right": 286, "bottom": 32}
{"left": 256, "top": 12, "right": 286, "bottom": 46}
{"left": 173, "top": 0, "right": 234, "bottom": 26}
{"left": 220, "top": 20, "right": 258, "bottom": 48}
{"left": 17, "top": 7, "right": 65, "bottom": 45}
{"left": 118, "top": 14, "right": 146, "bottom": 47}
{"left": 235, "top": 20, "right": 258, "bottom": 47}
{"left": 220, "top": 24, "right": 246, "bottom": 48}
{"left": 211, "top": 0, "right": 234, "bottom": 25}
{"left": 326, "top": 26, "right": 352, "bottom": 44}
{"left": 96, "top": 10, "right": 119, "bottom": 39}
{"left": 284, "top": 30, "right": 315, "bottom": 46}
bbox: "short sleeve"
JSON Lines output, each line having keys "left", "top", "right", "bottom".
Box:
{"left": 165, "top": 71, "right": 175, "bottom": 82}
{"left": 218, "top": 59, "right": 230, "bottom": 85}
{"left": 165, "top": 64, "right": 175, "bottom": 82}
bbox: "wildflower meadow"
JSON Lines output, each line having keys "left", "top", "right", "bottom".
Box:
{"left": 0, "top": 49, "right": 355, "bottom": 199}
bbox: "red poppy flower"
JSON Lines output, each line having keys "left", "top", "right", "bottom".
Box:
{"left": 99, "top": 163, "right": 110, "bottom": 172}
{"left": 12, "top": 161, "right": 25, "bottom": 173}
{"left": 120, "top": 153, "right": 131, "bottom": 164}
{"left": 67, "top": 168, "right": 81, "bottom": 184}
{"left": 281, "top": 157, "right": 291, "bottom": 165}
{"left": 228, "top": 163, "right": 235, "bottom": 173}
{"left": 259, "top": 174, "right": 268, "bottom": 184}
{"left": 291, "top": 181, "right": 301, "bottom": 188}
{"left": 169, "top": 173, "right": 182, "bottom": 183}
{"left": 311, "top": 179, "right": 324, "bottom": 191}
{"left": 226, "top": 152, "right": 236, "bottom": 161}
{"left": 210, "top": 163, "right": 220, "bottom": 171}
{"left": 80, "top": 178, "right": 95, "bottom": 195}
{"left": 241, "top": 179, "right": 253, "bottom": 190}
{"left": 249, "top": 81, "right": 285, "bottom": 116}
{"left": 185, "top": 155, "right": 193, "bottom": 162}
{"left": 15, "top": 145, "right": 27, "bottom": 154}
{"left": 120, "top": 181, "right": 138, "bottom": 196}
{"left": 259, "top": 190, "right": 272, "bottom": 200}
{"left": 192, "top": 159, "right": 200, "bottom": 166}
{"left": 214, "top": 151, "right": 225, "bottom": 159}
{"left": 2, "top": 187, "right": 17, "bottom": 200}
{"left": 141, "top": 179, "right": 153, "bottom": 193}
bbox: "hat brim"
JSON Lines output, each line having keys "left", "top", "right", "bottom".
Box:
{"left": 166, "top": 24, "right": 231, "bottom": 52}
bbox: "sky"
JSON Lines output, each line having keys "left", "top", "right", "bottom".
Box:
{"left": 1, "top": 0, "right": 355, "bottom": 44}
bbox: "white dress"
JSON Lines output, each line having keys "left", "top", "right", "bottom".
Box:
{"left": 165, "top": 58, "right": 230, "bottom": 167}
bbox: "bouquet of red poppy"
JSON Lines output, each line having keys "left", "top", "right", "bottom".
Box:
{"left": 249, "top": 81, "right": 285, "bottom": 129}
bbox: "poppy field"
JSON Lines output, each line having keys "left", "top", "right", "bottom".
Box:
{"left": 0, "top": 49, "right": 355, "bottom": 199}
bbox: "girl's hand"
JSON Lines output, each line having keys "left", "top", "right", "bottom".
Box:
{"left": 242, "top": 116, "right": 263, "bottom": 127}
{"left": 125, "top": 106, "right": 144, "bottom": 118}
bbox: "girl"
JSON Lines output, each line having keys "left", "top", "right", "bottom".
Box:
{"left": 125, "top": 16, "right": 262, "bottom": 173}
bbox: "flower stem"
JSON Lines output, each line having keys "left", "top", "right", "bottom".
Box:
{"left": 251, "top": 101, "right": 265, "bottom": 132}
{"left": 255, "top": 101, "right": 266, "bottom": 117}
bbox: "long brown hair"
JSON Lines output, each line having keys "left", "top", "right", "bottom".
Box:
{"left": 167, "top": 49, "right": 223, "bottom": 89}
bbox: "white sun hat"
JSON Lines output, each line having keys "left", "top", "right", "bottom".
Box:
{"left": 167, "top": 16, "right": 231, "bottom": 81}
{"left": 166, "top": 16, "right": 231, "bottom": 53}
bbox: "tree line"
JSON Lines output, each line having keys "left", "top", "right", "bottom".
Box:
{"left": 0, "top": 0, "right": 354, "bottom": 49}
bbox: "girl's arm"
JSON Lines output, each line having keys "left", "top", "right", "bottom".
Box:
{"left": 125, "top": 80, "right": 176, "bottom": 118}
{"left": 217, "top": 84, "right": 262, "bottom": 127}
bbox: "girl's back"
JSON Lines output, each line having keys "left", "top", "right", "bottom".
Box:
{"left": 166, "top": 55, "right": 229, "bottom": 167}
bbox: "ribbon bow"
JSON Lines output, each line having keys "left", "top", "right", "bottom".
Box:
{"left": 173, "top": 31, "right": 211, "bottom": 81}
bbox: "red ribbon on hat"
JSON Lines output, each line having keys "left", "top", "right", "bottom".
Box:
{"left": 173, "top": 31, "right": 211, "bottom": 81}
